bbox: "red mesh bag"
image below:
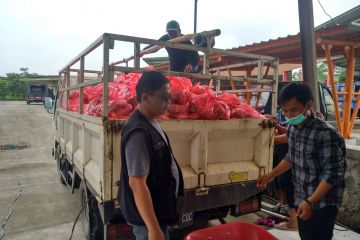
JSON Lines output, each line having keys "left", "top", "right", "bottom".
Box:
{"left": 190, "top": 92, "right": 232, "bottom": 120}
{"left": 168, "top": 103, "right": 189, "bottom": 115}
{"left": 84, "top": 96, "right": 103, "bottom": 116}
{"left": 231, "top": 104, "right": 265, "bottom": 119}
{"left": 126, "top": 96, "right": 138, "bottom": 110}
{"left": 62, "top": 72, "right": 266, "bottom": 120}
{"left": 218, "top": 92, "right": 242, "bottom": 110}
{"left": 190, "top": 83, "right": 213, "bottom": 95}
{"left": 168, "top": 76, "right": 192, "bottom": 105}
{"left": 213, "top": 100, "right": 230, "bottom": 120}
{"left": 114, "top": 73, "right": 140, "bottom": 97}
{"left": 67, "top": 91, "right": 79, "bottom": 112}
{"left": 189, "top": 93, "right": 218, "bottom": 120}
{"left": 167, "top": 103, "right": 190, "bottom": 119}
{"left": 109, "top": 99, "right": 133, "bottom": 119}
{"left": 84, "top": 85, "right": 102, "bottom": 102}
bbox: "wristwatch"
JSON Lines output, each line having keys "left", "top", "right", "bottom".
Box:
{"left": 304, "top": 198, "right": 314, "bottom": 209}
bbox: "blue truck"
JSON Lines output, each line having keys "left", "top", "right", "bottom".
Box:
{"left": 336, "top": 81, "right": 360, "bottom": 116}
{"left": 25, "top": 83, "right": 48, "bottom": 104}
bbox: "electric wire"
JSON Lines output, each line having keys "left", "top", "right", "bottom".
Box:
{"left": 317, "top": 0, "right": 339, "bottom": 26}
{"left": 69, "top": 195, "right": 92, "bottom": 240}
{"left": 0, "top": 183, "right": 23, "bottom": 240}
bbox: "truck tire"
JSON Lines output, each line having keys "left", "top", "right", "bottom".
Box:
{"left": 54, "top": 147, "right": 65, "bottom": 185}
{"left": 26, "top": 100, "right": 30, "bottom": 105}
{"left": 57, "top": 155, "right": 70, "bottom": 185}
{"left": 79, "top": 182, "right": 104, "bottom": 240}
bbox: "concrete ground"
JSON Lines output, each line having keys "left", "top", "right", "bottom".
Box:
{"left": 0, "top": 101, "right": 260, "bottom": 240}
{"left": 0, "top": 101, "right": 85, "bottom": 240}
{"left": 2, "top": 101, "right": 357, "bottom": 240}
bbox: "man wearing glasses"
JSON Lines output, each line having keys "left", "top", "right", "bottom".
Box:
{"left": 118, "top": 71, "right": 183, "bottom": 240}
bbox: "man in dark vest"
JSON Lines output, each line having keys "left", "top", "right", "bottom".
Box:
{"left": 118, "top": 71, "right": 184, "bottom": 240}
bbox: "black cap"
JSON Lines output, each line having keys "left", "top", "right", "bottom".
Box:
{"left": 166, "top": 20, "right": 181, "bottom": 32}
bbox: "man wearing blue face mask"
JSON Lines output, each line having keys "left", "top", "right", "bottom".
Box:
{"left": 257, "top": 82, "right": 346, "bottom": 240}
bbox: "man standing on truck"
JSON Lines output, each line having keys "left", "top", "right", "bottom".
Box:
{"left": 143, "top": 20, "right": 200, "bottom": 73}
{"left": 118, "top": 71, "right": 184, "bottom": 240}
{"left": 257, "top": 82, "right": 346, "bottom": 240}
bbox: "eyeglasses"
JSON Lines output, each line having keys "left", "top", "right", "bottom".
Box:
{"left": 153, "top": 93, "right": 172, "bottom": 102}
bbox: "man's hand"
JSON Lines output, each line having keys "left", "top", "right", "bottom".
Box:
{"left": 184, "top": 64, "right": 193, "bottom": 73}
{"left": 257, "top": 160, "right": 292, "bottom": 189}
{"left": 148, "top": 228, "right": 165, "bottom": 240}
{"left": 264, "top": 114, "right": 275, "bottom": 119}
{"left": 256, "top": 173, "right": 273, "bottom": 189}
{"left": 129, "top": 176, "right": 163, "bottom": 240}
{"left": 316, "top": 111, "right": 325, "bottom": 120}
{"left": 297, "top": 201, "right": 313, "bottom": 220}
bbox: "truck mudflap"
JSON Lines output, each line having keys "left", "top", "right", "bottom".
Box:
{"left": 170, "top": 181, "right": 261, "bottom": 229}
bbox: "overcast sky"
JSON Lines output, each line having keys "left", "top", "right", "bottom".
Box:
{"left": 0, "top": 0, "right": 358, "bottom": 76}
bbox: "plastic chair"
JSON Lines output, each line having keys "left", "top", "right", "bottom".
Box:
{"left": 183, "top": 221, "right": 277, "bottom": 240}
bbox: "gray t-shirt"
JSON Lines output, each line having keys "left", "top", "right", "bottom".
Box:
{"left": 125, "top": 119, "right": 180, "bottom": 196}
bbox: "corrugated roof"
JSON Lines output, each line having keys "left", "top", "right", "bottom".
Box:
{"left": 143, "top": 57, "right": 169, "bottom": 66}
{"left": 149, "top": 5, "right": 360, "bottom": 72}
{"left": 315, "top": 5, "right": 360, "bottom": 30}
{"left": 227, "top": 5, "right": 360, "bottom": 53}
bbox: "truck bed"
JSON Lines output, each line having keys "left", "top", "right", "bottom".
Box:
{"left": 57, "top": 109, "right": 274, "bottom": 203}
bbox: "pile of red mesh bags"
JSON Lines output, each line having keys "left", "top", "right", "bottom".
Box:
{"left": 63, "top": 73, "right": 265, "bottom": 120}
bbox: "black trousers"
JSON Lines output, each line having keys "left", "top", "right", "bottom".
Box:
{"left": 274, "top": 144, "right": 295, "bottom": 208}
{"left": 297, "top": 206, "right": 338, "bottom": 240}
{"left": 278, "top": 169, "right": 295, "bottom": 208}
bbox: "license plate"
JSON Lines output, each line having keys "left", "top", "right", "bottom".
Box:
{"left": 169, "top": 212, "right": 193, "bottom": 230}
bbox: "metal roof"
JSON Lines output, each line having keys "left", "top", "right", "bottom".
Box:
{"left": 143, "top": 57, "right": 169, "bottom": 66}
{"left": 315, "top": 4, "right": 360, "bottom": 72}
{"left": 221, "top": 25, "right": 360, "bottom": 69}
{"left": 150, "top": 5, "right": 360, "bottom": 72}
{"left": 315, "top": 5, "right": 360, "bottom": 30}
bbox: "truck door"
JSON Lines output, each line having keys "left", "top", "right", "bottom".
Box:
{"left": 321, "top": 85, "right": 337, "bottom": 121}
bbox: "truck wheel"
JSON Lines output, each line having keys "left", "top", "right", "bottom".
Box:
{"left": 57, "top": 155, "right": 70, "bottom": 185}
{"left": 26, "top": 100, "right": 30, "bottom": 105}
{"left": 54, "top": 148, "right": 66, "bottom": 185}
{"left": 79, "top": 182, "right": 104, "bottom": 240}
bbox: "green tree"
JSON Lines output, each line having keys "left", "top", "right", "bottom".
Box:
{"left": 292, "top": 63, "right": 347, "bottom": 83}
{"left": 317, "top": 63, "right": 328, "bottom": 83}
{"left": 316, "top": 63, "right": 347, "bottom": 83}
{"left": 0, "top": 73, "right": 27, "bottom": 100}
{"left": 335, "top": 66, "right": 346, "bottom": 83}
{"left": 0, "top": 69, "right": 46, "bottom": 101}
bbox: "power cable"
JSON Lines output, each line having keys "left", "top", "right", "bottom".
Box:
{"left": 68, "top": 195, "right": 92, "bottom": 240}
{"left": 0, "top": 183, "right": 23, "bottom": 240}
{"left": 317, "top": 0, "right": 339, "bottom": 26}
